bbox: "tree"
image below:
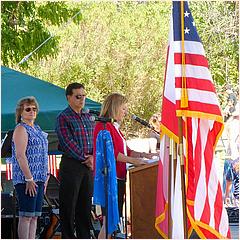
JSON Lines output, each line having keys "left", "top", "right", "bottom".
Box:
{"left": 23, "top": 1, "right": 171, "bottom": 134}
{"left": 189, "top": 1, "right": 239, "bottom": 102}
{"left": 1, "top": 1, "right": 82, "bottom": 67}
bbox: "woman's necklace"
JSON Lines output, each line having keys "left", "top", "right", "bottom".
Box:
{"left": 21, "top": 120, "right": 34, "bottom": 128}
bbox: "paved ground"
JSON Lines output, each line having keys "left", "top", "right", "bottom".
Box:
{"left": 230, "top": 223, "right": 239, "bottom": 239}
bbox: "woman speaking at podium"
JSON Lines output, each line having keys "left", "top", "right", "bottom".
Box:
{"left": 93, "top": 93, "right": 158, "bottom": 238}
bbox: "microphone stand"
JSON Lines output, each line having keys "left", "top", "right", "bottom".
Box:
{"left": 151, "top": 128, "right": 160, "bottom": 135}
{"left": 131, "top": 115, "right": 160, "bottom": 135}
{"left": 13, "top": 188, "right": 17, "bottom": 239}
{"left": 102, "top": 121, "right": 109, "bottom": 239}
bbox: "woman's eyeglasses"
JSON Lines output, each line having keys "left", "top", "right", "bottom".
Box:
{"left": 24, "top": 107, "right": 37, "bottom": 112}
{"left": 75, "top": 95, "right": 86, "bottom": 99}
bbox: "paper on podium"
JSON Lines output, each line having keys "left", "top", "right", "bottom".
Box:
{"left": 142, "top": 155, "right": 159, "bottom": 164}
{"left": 126, "top": 156, "right": 159, "bottom": 170}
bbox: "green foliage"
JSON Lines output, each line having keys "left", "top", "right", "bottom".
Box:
{"left": 189, "top": 1, "right": 239, "bottom": 100}
{"left": 24, "top": 1, "right": 171, "bottom": 136}
{"left": 1, "top": 1, "right": 82, "bottom": 67}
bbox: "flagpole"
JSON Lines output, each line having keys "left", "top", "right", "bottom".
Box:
{"left": 173, "top": 142, "right": 177, "bottom": 189}
{"left": 179, "top": 1, "right": 188, "bottom": 237}
{"left": 168, "top": 138, "right": 173, "bottom": 238}
{"left": 178, "top": 117, "right": 188, "bottom": 238}
{"left": 172, "top": 140, "right": 177, "bottom": 227}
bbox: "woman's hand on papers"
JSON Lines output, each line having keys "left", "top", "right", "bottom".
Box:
{"left": 131, "top": 158, "right": 148, "bottom": 166}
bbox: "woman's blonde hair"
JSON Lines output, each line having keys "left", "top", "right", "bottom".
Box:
{"left": 15, "top": 96, "right": 39, "bottom": 123}
{"left": 100, "top": 93, "right": 127, "bottom": 120}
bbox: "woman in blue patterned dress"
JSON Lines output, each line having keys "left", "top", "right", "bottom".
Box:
{"left": 9, "top": 96, "right": 49, "bottom": 239}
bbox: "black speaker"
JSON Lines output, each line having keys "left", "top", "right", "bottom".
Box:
{"left": 226, "top": 207, "right": 239, "bottom": 223}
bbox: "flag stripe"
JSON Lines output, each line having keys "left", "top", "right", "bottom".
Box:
{"left": 175, "top": 64, "right": 212, "bottom": 82}
{"left": 161, "top": 97, "right": 179, "bottom": 139}
{"left": 218, "top": 199, "right": 229, "bottom": 236}
{"left": 175, "top": 88, "right": 219, "bottom": 105}
{"left": 174, "top": 53, "right": 209, "bottom": 67}
{"left": 213, "top": 183, "right": 223, "bottom": 231}
{"left": 173, "top": 41, "right": 206, "bottom": 56}
{"left": 6, "top": 163, "right": 12, "bottom": 180}
{"left": 175, "top": 77, "right": 215, "bottom": 92}
{"left": 48, "top": 155, "right": 58, "bottom": 178}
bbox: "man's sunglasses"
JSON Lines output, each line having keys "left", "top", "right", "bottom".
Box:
{"left": 24, "top": 107, "right": 37, "bottom": 112}
{"left": 75, "top": 95, "right": 86, "bottom": 99}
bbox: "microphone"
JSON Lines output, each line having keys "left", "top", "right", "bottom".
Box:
{"left": 89, "top": 109, "right": 100, "bottom": 115}
{"left": 90, "top": 115, "right": 114, "bottom": 123}
{"left": 131, "top": 114, "right": 154, "bottom": 130}
{"left": 84, "top": 108, "right": 100, "bottom": 115}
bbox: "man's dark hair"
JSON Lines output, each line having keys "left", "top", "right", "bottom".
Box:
{"left": 65, "top": 83, "right": 85, "bottom": 96}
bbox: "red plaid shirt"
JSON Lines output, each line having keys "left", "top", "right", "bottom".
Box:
{"left": 56, "top": 106, "right": 94, "bottom": 161}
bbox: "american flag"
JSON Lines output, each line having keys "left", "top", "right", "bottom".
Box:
{"left": 48, "top": 155, "right": 58, "bottom": 178}
{"left": 155, "top": 1, "right": 230, "bottom": 238}
{"left": 5, "top": 155, "right": 59, "bottom": 180}
{"left": 6, "top": 163, "right": 13, "bottom": 180}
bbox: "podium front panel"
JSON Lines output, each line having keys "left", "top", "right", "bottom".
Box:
{"left": 129, "top": 162, "right": 161, "bottom": 239}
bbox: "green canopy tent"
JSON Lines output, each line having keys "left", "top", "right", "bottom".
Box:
{"left": 1, "top": 66, "right": 101, "bottom": 153}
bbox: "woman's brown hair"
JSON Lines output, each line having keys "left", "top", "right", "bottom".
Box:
{"left": 15, "top": 96, "right": 39, "bottom": 123}
{"left": 100, "top": 93, "right": 127, "bottom": 120}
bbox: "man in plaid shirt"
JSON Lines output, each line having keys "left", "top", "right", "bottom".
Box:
{"left": 56, "top": 83, "right": 94, "bottom": 239}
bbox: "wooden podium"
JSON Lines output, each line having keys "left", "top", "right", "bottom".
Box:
{"left": 128, "top": 162, "right": 161, "bottom": 239}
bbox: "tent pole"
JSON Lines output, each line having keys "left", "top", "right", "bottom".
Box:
{"left": 178, "top": 117, "right": 188, "bottom": 238}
